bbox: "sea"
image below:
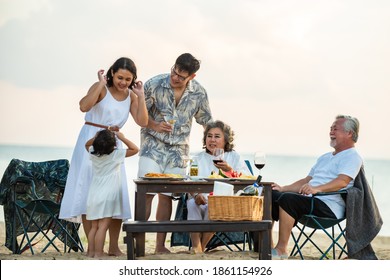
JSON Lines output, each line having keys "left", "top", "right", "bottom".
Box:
{"left": 0, "top": 144, "right": 388, "bottom": 236}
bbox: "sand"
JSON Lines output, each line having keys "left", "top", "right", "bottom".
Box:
{"left": 1, "top": 221, "right": 389, "bottom": 260}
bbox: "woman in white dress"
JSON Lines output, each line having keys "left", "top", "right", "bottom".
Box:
{"left": 85, "top": 130, "right": 138, "bottom": 259}
{"left": 59, "top": 57, "right": 148, "bottom": 256}
{"left": 187, "top": 120, "right": 250, "bottom": 253}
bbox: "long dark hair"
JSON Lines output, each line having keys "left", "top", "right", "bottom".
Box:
{"left": 106, "top": 57, "right": 137, "bottom": 88}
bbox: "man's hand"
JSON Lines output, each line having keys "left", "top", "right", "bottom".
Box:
{"left": 271, "top": 183, "right": 283, "bottom": 192}
{"left": 299, "top": 183, "right": 320, "bottom": 195}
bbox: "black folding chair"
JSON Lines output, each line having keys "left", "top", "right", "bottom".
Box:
{"left": 13, "top": 176, "right": 84, "bottom": 254}
{"left": 0, "top": 159, "right": 83, "bottom": 254}
{"left": 290, "top": 191, "right": 347, "bottom": 260}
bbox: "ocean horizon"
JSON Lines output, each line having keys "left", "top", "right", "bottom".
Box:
{"left": 0, "top": 144, "right": 388, "bottom": 236}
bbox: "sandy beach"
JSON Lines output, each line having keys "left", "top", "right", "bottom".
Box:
{"left": 1, "top": 221, "right": 389, "bottom": 260}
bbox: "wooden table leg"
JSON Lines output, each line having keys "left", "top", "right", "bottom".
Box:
{"left": 260, "top": 229, "right": 271, "bottom": 260}
{"left": 124, "top": 233, "right": 135, "bottom": 260}
{"left": 135, "top": 188, "right": 146, "bottom": 257}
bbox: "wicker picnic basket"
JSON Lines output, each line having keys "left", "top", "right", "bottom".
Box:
{"left": 208, "top": 195, "right": 263, "bottom": 221}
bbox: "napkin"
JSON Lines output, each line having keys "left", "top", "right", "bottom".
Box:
{"left": 213, "top": 181, "right": 234, "bottom": 196}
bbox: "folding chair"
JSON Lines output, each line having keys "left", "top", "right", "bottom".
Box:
{"left": 0, "top": 159, "right": 83, "bottom": 254}
{"left": 13, "top": 176, "right": 84, "bottom": 254}
{"left": 290, "top": 191, "right": 348, "bottom": 260}
{"left": 205, "top": 231, "right": 252, "bottom": 251}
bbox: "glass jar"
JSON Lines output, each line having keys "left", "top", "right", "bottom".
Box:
{"left": 190, "top": 157, "right": 198, "bottom": 176}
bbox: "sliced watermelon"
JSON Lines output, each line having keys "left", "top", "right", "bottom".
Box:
{"left": 218, "top": 169, "right": 242, "bottom": 178}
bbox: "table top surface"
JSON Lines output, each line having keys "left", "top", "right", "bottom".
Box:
{"left": 134, "top": 179, "right": 273, "bottom": 185}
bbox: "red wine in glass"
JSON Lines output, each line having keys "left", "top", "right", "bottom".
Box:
{"left": 254, "top": 151, "right": 266, "bottom": 175}
{"left": 212, "top": 148, "right": 224, "bottom": 164}
{"left": 254, "top": 163, "right": 265, "bottom": 170}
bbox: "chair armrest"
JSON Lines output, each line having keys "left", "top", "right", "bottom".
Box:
{"left": 309, "top": 190, "right": 347, "bottom": 214}
{"left": 313, "top": 190, "right": 347, "bottom": 197}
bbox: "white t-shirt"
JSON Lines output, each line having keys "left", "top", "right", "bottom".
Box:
{"left": 308, "top": 147, "right": 362, "bottom": 218}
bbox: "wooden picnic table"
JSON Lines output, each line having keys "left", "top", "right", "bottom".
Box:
{"left": 123, "top": 179, "right": 273, "bottom": 259}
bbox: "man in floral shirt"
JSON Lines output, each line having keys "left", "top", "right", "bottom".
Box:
{"left": 137, "top": 53, "right": 213, "bottom": 253}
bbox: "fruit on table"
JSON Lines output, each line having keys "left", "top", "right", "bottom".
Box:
{"left": 218, "top": 169, "right": 242, "bottom": 178}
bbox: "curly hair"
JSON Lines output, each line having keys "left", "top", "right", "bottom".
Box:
{"left": 91, "top": 129, "right": 117, "bottom": 156}
{"left": 202, "top": 120, "right": 235, "bottom": 152}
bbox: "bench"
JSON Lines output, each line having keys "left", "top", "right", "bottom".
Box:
{"left": 123, "top": 219, "right": 272, "bottom": 260}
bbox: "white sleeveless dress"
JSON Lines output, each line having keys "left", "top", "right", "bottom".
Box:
{"left": 59, "top": 88, "right": 131, "bottom": 223}
{"left": 86, "top": 149, "right": 126, "bottom": 221}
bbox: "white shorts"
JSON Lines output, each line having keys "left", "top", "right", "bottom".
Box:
{"left": 137, "top": 156, "right": 186, "bottom": 196}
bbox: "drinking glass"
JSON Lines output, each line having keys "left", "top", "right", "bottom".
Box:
{"left": 254, "top": 151, "right": 266, "bottom": 175}
{"left": 212, "top": 148, "right": 224, "bottom": 164}
{"left": 163, "top": 115, "right": 177, "bottom": 144}
{"left": 182, "top": 156, "right": 191, "bottom": 177}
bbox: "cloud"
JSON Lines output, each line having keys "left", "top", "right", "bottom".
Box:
{"left": 0, "top": 0, "right": 51, "bottom": 27}
{"left": 0, "top": 0, "right": 389, "bottom": 159}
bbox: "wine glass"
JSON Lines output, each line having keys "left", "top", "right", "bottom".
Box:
{"left": 163, "top": 115, "right": 177, "bottom": 143}
{"left": 254, "top": 151, "right": 266, "bottom": 175}
{"left": 163, "top": 115, "right": 177, "bottom": 125}
{"left": 212, "top": 148, "right": 224, "bottom": 164}
{"left": 182, "top": 155, "right": 191, "bottom": 177}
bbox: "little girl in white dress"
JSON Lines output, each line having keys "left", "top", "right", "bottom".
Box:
{"left": 85, "top": 129, "right": 138, "bottom": 259}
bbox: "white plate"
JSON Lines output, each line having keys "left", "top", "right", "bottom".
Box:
{"left": 140, "top": 176, "right": 185, "bottom": 181}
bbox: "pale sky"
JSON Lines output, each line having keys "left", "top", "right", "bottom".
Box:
{"left": 0, "top": 0, "right": 389, "bottom": 159}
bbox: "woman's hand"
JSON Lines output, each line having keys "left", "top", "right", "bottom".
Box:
{"left": 214, "top": 160, "right": 232, "bottom": 172}
{"left": 97, "top": 69, "right": 107, "bottom": 85}
{"left": 131, "top": 81, "right": 145, "bottom": 97}
{"left": 194, "top": 194, "right": 207, "bottom": 205}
